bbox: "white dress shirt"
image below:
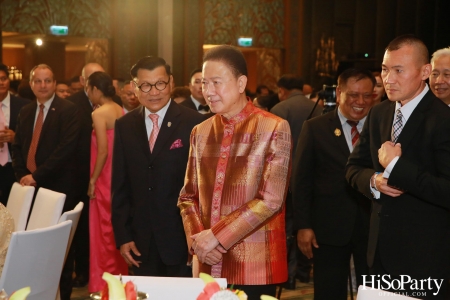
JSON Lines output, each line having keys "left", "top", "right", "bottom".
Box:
{"left": 0, "top": 93, "right": 11, "bottom": 162}
{"left": 33, "top": 94, "right": 55, "bottom": 129}
{"left": 144, "top": 99, "right": 171, "bottom": 139}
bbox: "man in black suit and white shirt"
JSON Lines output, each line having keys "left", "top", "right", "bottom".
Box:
{"left": 293, "top": 68, "right": 375, "bottom": 299}
{"left": 346, "top": 35, "right": 450, "bottom": 299}
{"left": 0, "top": 63, "right": 29, "bottom": 206}
{"left": 179, "top": 68, "right": 211, "bottom": 114}
{"left": 12, "top": 64, "right": 80, "bottom": 300}
{"left": 112, "top": 56, "right": 205, "bottom": 276}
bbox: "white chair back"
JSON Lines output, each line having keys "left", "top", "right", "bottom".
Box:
{"left": 357, "top": 286, "right": 419, "bottom": 299}
{"left": 26, "top": 188, "right": 65, "bottom": 231}
{"left": 6, "top": 182, "right": 35, "bottom": 231}
{"left": 0, "top": 220, "right": 72, "bottom": 300}
{"left": 58, "top": 201, "right": 83, "bottom": 260}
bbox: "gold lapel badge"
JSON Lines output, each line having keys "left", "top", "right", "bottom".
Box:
{"left": 167, "top": 122, "right": 172, "bottom": 127}
{"left": 334, "top": 128, "right": 341, "bottom": 136}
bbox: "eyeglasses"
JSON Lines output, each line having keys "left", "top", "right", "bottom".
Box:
{"left": 135, "top": 77, "right": 170, "bottom": 93}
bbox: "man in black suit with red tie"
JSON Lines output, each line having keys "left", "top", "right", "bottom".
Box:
{"left": 346, "top": 35, "right": 450, "bottom": 299}
{"left": 12, "top": 64, "right": 80, "bottom": 300}
{"left": 293, "top": 68, "right": 375, "bottom": 299}
{"left": 112, "top": 56, "right": 205, "bottom": 276}
{"left": 0, "top": 63, "right": 29, "bottom": 206}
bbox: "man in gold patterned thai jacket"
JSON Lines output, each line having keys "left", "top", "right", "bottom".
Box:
{"left": 178, "top": 45, "right": 291, "bottom": 299}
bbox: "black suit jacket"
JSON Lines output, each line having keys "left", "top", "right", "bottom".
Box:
{"left": 346, "top": 91, "right": 450, "bottom": 279}
{"left": 293, "top": 109, "right": 369, "bottom": 246}
{"left": 111, "top": 101, "right": 206, "bottom": 265}
{"left": 179, "top": 97, "right": 197, "bottom": 110}
{"left": 12, "top": 96, "right": 80, "bottom": 211}
{"left": 68, "top": 90, "right": 123, "bottom": 200}
{"left": 67, "top": 91, "right": 94, "bottom": 201}
{"left": 4, "top": 95, "right": 30, "bottom": 155}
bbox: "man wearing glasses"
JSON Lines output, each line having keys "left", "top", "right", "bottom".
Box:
{"left": 111, "top": 56, "right": 205, "bottom": 277}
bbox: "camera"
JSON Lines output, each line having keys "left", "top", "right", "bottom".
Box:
{"left": 318, "top": 85, "right": 337, "bottom": 114}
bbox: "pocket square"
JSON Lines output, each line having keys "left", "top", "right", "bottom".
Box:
{"left": 170, "top": 139, "right": 183, "bottom": 150}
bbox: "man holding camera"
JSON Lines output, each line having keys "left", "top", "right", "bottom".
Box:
{"left": 293, "top": 68, "right": 376, "bottom": 299}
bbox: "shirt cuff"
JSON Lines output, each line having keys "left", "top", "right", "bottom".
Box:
{"left": 383, "top": 156, "right": 400, "bottom": 178}
{"left": 370, "top": 183, "right": 381, "bottom": 199}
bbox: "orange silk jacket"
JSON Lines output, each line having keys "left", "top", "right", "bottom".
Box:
{"left": 178, "top": 101, "right": 291, "bottom": 285}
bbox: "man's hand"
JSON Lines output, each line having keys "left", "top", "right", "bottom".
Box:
{"left": 0, "top": 127, "right": 14, "bottom": 144}
{"left": 378, "top": 141, "right": 402, "bottom": 168}
{"left": 20, "top": 174, "right": 36, "bottom": 186}
{"left": 120, "top": 241, "right": 141, "bottom": 267}
{"left": 375, "top": 172, "right": 404, "bottom": 197}
{"left": 297, "top": 229, "right": 318, "bottom": 259}
{"left": 203, "top": 248, "right": 223, "bottom": 265}
{"left": 191, "top": 229, "right": 220, "bottom": 263}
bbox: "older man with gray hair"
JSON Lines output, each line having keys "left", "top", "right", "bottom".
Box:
{"left": 430, "top": 47, "right": 450, "bottom": 106}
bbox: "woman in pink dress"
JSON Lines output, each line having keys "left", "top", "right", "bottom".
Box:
{"left": 87, "top": 71, "right": 128, "bottom": 292}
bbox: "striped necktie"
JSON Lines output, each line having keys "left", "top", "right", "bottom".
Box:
{"left": 346, "top": 120, "right": 359, "bottom": 149}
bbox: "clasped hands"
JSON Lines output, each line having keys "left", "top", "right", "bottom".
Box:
{"left": 376, "top": 141, "right": 404, "bottom": 197}
{"left": 0, "top": 127, "right": 14, "bottom": 145}
{"left": 191, "top": 229, "right": 227, "bottom": 266}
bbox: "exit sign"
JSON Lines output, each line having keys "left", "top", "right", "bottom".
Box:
{"left": 238, "top": 37, "right": 252, "bottom": 47}
{"left": 50, "top": 25, "right": 69, "bottom": 36}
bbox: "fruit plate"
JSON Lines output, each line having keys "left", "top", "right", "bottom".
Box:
{"left": 90, "top": 291, "right": 149, "bottom": 299}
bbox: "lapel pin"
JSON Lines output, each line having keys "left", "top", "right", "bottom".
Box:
{"left": 51, "top": 108, "right": 55, "bottom": 111}
{"left": 334, "top": 128, "right": 341, "bottom": 136}
{"left": 168, "top": 122, "right": 172, "bottom": 127}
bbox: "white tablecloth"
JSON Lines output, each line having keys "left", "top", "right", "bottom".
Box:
{"left": 115, "top": 276, "right": 227, "bottom": 299}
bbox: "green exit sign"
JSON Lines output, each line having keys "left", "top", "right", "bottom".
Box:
{"left": 50, "top": 25, "right": 69, "bottom": 36}
{"left": 238, "top": 37, "right": 252, "bottom": 47}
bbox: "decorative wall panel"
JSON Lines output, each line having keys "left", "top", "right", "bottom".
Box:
{"left": 204, "top": 0, "right": 284, "bottom": 48}
{"left": 1, "top": 0, "right": 111, "bottom": 38}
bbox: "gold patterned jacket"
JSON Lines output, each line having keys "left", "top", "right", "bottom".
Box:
{"left": 178, "top": 101, "right": 291, "bottom": 285}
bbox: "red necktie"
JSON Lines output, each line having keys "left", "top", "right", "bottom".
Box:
{"left": 0, "top": 103, "right": 7, "bottom": 166}
{"left": 148, "top": 114, "right": 159, "bottom": 152}
{"left": 27, "top": 104, "right": 45, "bottom": 173}
{"left": 346, "top": 120, "right": 359, "bottom": 149}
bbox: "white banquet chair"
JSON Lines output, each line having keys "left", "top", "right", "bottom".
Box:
{"left": 26, "top": 188, "right": 65, "bottom": 231}
{"left": 0, "top": 220, "right": 72, "bottom": 300}
{"left": 58, "top": 201, "right": 83, "bottom": 261}
{"left": 6, "top": 182, "right": 35, "bottom": 231}
{"left": 357, "top": 285, "right": 419, "bottom": 299}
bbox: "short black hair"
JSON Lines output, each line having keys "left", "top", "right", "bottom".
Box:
{"left": 277, "top": 74, "right": 304, "bottom": 91}
{"left": 337, "top": 68, "right": 376, "bottom": 90}
{"left": 130, "top": 56, "right": 171, "bottom": 78}
{"left": 189, "top": 68, "right": 202, "bottom": 81}
{"left": 0, "top": 63, "right": 9, "bottom": 78}
{"left": 386, "top": 34, "right": 429, "bottom": 64}
{"left": 203, "top": 45, "right": 248, "bottom": 77}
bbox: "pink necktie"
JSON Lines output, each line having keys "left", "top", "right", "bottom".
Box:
{"left": 148, "top": 114, "right": 159, "bottom": 152}
{"left": 0, "top": 104, "right": 7, "bottom": 166}
{"left": 27, "top": 104, "right": 45, "bottom": 173}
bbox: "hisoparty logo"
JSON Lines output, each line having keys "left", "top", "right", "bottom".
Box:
{"left": 362, "top": 275, "right": 444, "bottom": 297}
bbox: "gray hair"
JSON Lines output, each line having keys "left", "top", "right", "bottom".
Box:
{"left": 431, "top": 47, "right": 450, "bottom": 65}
